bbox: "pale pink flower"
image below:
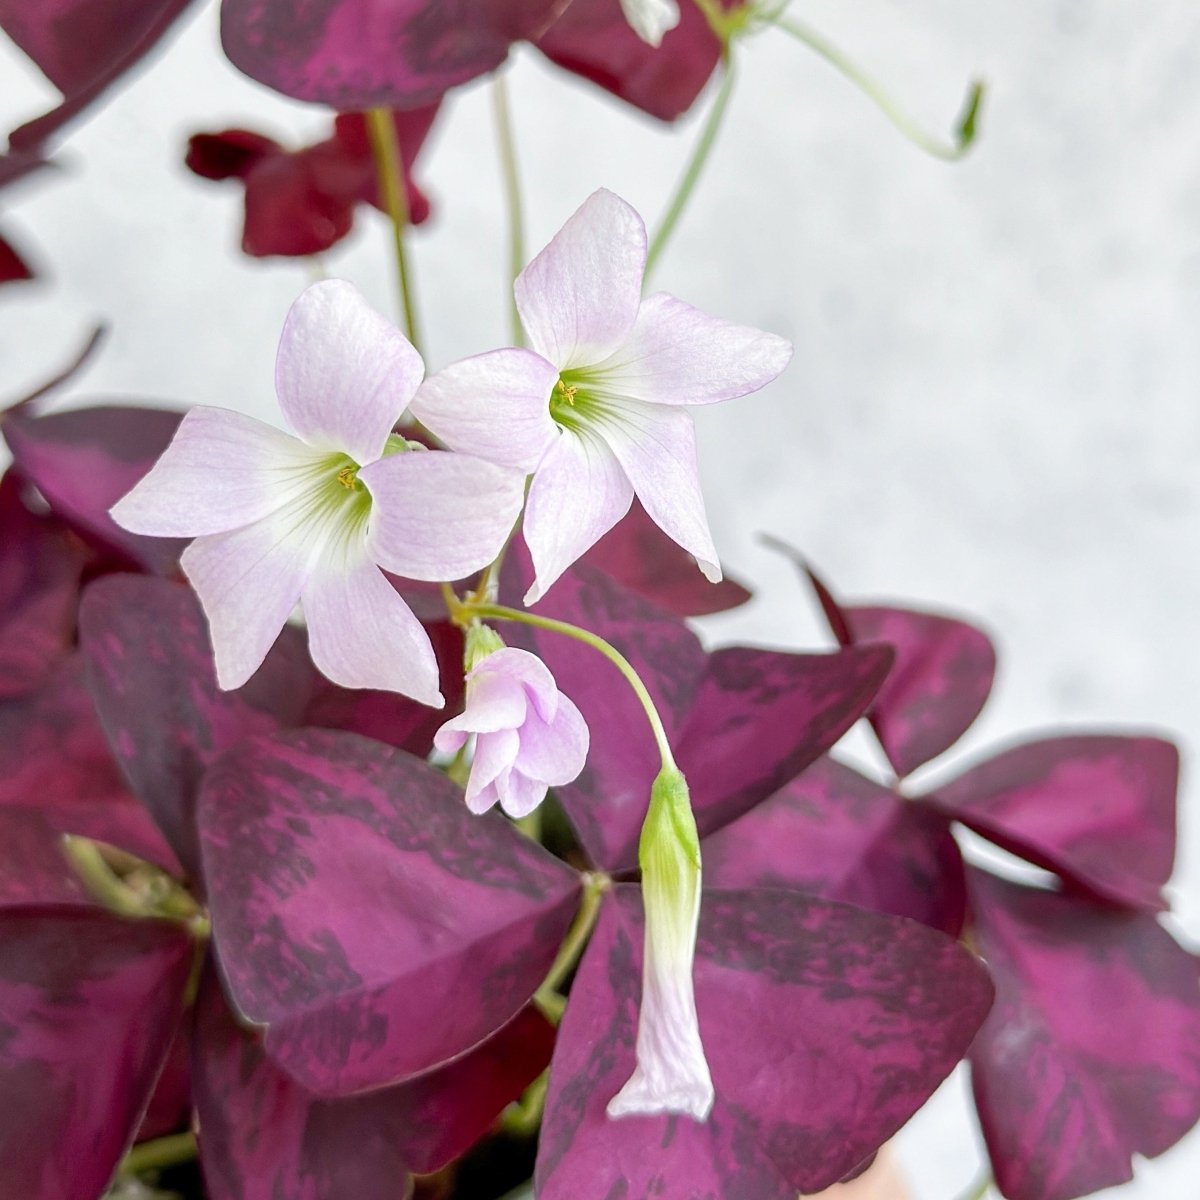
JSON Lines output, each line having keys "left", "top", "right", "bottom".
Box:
{"left": 409, "top": 188, "right": 792, "bottom": 605}
{"left": 434, "top": 646, "right": 589, "bottom": 818}
{"left": 111, "top": 280, "right": 524, "bottom": 705}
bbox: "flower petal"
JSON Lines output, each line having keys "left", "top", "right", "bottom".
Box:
{"left": 514, "top": 693, "right": 589, "bottom": 786}
{"left": 598, "top": 398, "right": 720, "bottom": 582}
{"left": 618, "top": 0, "right": 680, "bottom": 47}
{"left": 476, "top": 647, "right": 560, "bottom": 722}
{"left": 275, "top": 279, "right": 423, "bottom": 462}
{"left": 514, "top": 189, "right": 647, "bottom": 369}
{"left": 302, "top": 561, "right": 442, "bottom": 705}
{"left": 466, "top": 729, "right": 521, "bottom": 813}
{"left": 496, "top": 770, "right": 549, "bottom": 820}
{"left": 361, "top": 449, "right": 525, "bottom": 582}
{"left": 111, "top": 406, "right": 327, "bottom": 536}
{"left": 523, "top": 429, "right": 634, "bottom": 604}
{"left": 435, "top": 672, "right": 527, "bottom": 740}
{"left": 591, "top": 292, "right": 793, "bottom": 405}
{"left": 181, "top": 519, "right": 313, "bottom": 691}
{"left": 409, "top": 348, "right": 560, "bottom": 471}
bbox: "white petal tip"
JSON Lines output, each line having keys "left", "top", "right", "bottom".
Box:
{"left": 699, "top": 559, "right": 722, "bottom": 584}
{"left": 522, "top": 582, "right": 544, "bottom": 607}
{"left": 606, "top": 1077, "right": 714, "bottom": 1123}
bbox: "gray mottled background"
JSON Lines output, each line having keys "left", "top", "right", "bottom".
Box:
{"left": 1, "top": 2, "right": 1197, "bottom": 1196}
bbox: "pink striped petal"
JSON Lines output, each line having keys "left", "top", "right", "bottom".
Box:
{"left": 523, "top": 429, "right": 634, "bottom": 604}
{"left": 410, "top": 348, "right": 560, "bottom": 471}
{"left": 275, "top": 279, "right": 423, "bottom": 462}
{"left": 302, "top": 561, "right": 442, "bottom": 705}
{"left": 515, "top": 189, "right": 647, "bottom": 370}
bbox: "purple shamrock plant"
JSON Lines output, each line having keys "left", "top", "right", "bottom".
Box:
{"left": 705, "top": 548, "right": 1200, "bottom": 1200}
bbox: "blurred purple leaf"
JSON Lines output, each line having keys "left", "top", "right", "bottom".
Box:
{"left": 196, "top": 974, "right": 553, "bottom": 1196}
{"left": 0, "top": 908, "right": 193, "bottom": 1198}
{"left": 0, "top": 656, "right": 180, "bottom": 907}
{"left": 580, "top": 499, "right": 751, "bottom": 616}
{"left": 534, "top": 0, "right": 728, "bottom": 121}
{"left": 1, "top": 326, "right": 106, "bottom": 414}
{"left": 967, "top": 868, "right": 1200, "bottom": 1200}
{"left": 0, "top": 230, "right": 33, "bottom": 283}
{"left": 537, "top": 886, "right": 994, "bottom": 1197}
{"left": 186, "top": 105, "right": 438, "bottom": 258}
{"left": 928, "top": 735, "right": 1178, "bottom": 913}
{"left": 0, "top": 0, "right": 196, "bottom": 150}
{"left": 3, "top": 403, "right": 185, "bottom": 573}
{"left": 80, "top": 575, "right": 309, "bottom": 883}
{"left": 198, "top": 728, "right": 580, "bottom": 1096}
{"left": 219, "top": 0, "right": 567, "bottom": 109}
{"left": 0, "top": 471, "right": 91, "bottom": 699}
{"left": 704, "top": 755, "right": 967, "bottom": 936}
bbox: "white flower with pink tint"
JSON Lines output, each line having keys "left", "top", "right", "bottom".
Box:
{"left": 111, "top": 279, "right": 524, "bottom": 705}
{"left": 410, "top": 188, "right": 793, "bottom": 605}
{"left": 435, "top": 643, "right": 589, "bottom": 818}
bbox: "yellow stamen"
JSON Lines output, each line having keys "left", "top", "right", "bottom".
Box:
{"left": 336, "top": 465, "right": 358, "bottom": 489}
{"left": 556, "top": 379, "right": 577, "bottom": 406}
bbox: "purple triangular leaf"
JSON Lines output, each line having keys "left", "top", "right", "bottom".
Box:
{"left": 0, "top": 656, "right": 180, "bottom": 907}
{"left": 537, "top": 885, "right": 994, "bottom": 1198}
{"left": 966, "top": 868, "right": 1200, "bottom": 1200}
{"left": 579, "top": 500, "right": 752, "bottom": 616}
{"left": 535, "top": 0, "right": 724, "bottom": 122}
{"left": 198, "top": 728, "right": 580, "bottom": 1096}
{"left": 703, "top": 755, "right": 967, "bottom": 936}
{"left": 926, "top": 735, "right": 1178, "bottom": 913}
{"left": 0, "top": 0, "right": 196, "bottom": 151}
{"left": 219, "top": 0, "right": 567, "bottom": 109}
{"left": 680, "top": 643, "right": 894, "bottom": 843}
{"left": 3, "top": 404, "right": 185, "bottom": 573}
{"left": 80, "top": 576, "right": 307, "bottom": 883}
{"left": 0, "top": 471, "right": 91, "bottom": 700}
{"left": 0, "top": 907, "right": 193, "bottom": 1199}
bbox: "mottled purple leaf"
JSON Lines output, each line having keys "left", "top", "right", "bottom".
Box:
{"left": 580, "top": 499, "right": 751, "bottom": 616}
{"left": 1, "top": 0, "right": 196, "bottom": 150}
{"left": 0, "top": 656, "right": 180, "bottom": 907}
{"left": 136, "top": 1022, "right": 192, "bottom": 1141}
{"left": 704, "top": 755, "right": 967, "bottom": 936}
{"left": 0, "top": 471, "right": 90, "bottom": 699}
{"left": 0, "top": 908, "right": 193, "bottom": 1199}
{"left": 679, "top": 643, "right": 894, "bottom": 843}
{"left": 535, "top": 0, "right": 726, "bottom": 122}
{"left": 195, "top": 973, "right": 553, "bottom": 1196}
{"left": 967, "top": 868, "right": 1200, "bottom": 1200}
{"left": 3, "top": 403, "right": 185, "bottom": 573}
{"left": 537, "top": 886, "right": 994, "bottom": 1198}
{"left": 80, "top": 575, "right": 308, "bottom": 883}
{"left": 927, "top": 735, "right": 1178, "bottom": 913}
{"left": 219, "top": 0, "right": 568, "bottom": 110}
{"left": 199, "top": 728, "right": 580, "bottom": 1096}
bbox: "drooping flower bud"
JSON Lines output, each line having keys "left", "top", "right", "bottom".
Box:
{"left": 434, "top": 641, "right": 589, "bottom": 818}
{"left": 608, "top": 765, "right": 714, "bottom": 1121}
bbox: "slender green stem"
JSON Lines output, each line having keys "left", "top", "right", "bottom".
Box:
{"left": 366, "top": 107, "right": 423, "bottom": 354}
{"left": 470, "top": 603, "right": 677, "bottom": 772}
{"left": 771, "top": 14, "right": 984, "bottom": 162}
{"left": 535, "top": 872, "right": 610, "bottom": 1013}
{"left": 645, "top": 56, "right": 738, "bottom": 281}
{"left": 120, "top": 1132, "right": 197, "bottom": 1177}
{"left": 491, "top": 73, "right": 526, "bottom": 346}
{"left": 954, "top": 1172, "right": 993, "bottom": 1200}
{"left": 502, "top": 1069, "right": 549, "bottom": 1135}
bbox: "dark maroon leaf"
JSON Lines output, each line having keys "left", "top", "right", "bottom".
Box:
{"left": 196, "top": 974, "right": 552, "bottom": 1196}
{"left": 535, "top": 0, "right": 726, "bottom": 122}
{"left": 704, "top": 755, "right": 967, "bottom": 936}
{"left": 198, "top": 728, "right": 580, "bottom": 1096}
{"left": 1, "top": 0, "right": 196, "bottom": 150}
{"left": 136, "top": 1022, "right": 192, "bottom": 1141}
{"left": 537, "top": 885, "right": 994, "bottom": 1198}
{"left": 0, "top": 908, "right": 193, "bottom": 1198}
{"left": 219, "top": 0, "right": 567, "bottom": 110}
{"left": 80, "top": 575, "right": 309, "bottom": 882}
{"left": 580, "top": 499, "right": 751, "bottom": 616}
{"left": 0, "top": 471, "right": 90, "bottom": 699}
{"left": 679, "top": 643, "right": 893, "bottom": 843}
{"left": 185, "top": 128, "right": 281, "bottom": 180}
{"left": 0, "top": 230, "right": 33, "bottom": 283}
{"left": 0, "top": 656, "right": 180, "bottom": 907}
{"left": 967, "top": 869, "right": 1200, "bottom": 1200}
{"left": 927, "top": 735, "right": 1178, "bottom": 913}
{"left": 3, "top": 403, "right": 185, "bottom": 573}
